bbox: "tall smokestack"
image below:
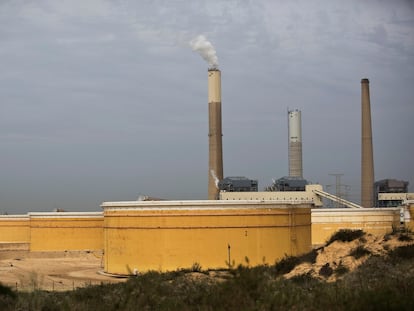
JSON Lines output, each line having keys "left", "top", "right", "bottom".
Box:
{"left": 361, "top": 78, "right": 375, "bottom": 208}
{"left": 190, "top": 35, "right": 223, "bottom": 199}
{"left": 288, "top": 109, "right": 303, "bottom": 178}
{"left": 208, "top": 69, "right": 223, "bottom": 199}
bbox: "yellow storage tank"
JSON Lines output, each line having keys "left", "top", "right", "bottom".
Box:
{"left": 0, "top": 215, "right": 30, "bottom": 250}
{"left": 29, "top": 212, "right": 103, "bottom": 252}
{"left": 102, "top": 200, "right": 312, "bottom": 275}
{"left": 311, "top": 208, "right": 400, "bottom": 246}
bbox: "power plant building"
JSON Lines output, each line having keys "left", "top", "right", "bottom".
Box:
{"left": 219, "top": 176, "right": 258, "bottom": 192}
{"left": 266, "top": 176, "right": 307, "bottom": 192}
{"left": 374, "top": 179, "right": 409, "bottom": 207}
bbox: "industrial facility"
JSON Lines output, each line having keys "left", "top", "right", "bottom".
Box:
{"left": 374, "top": 179, "right": 410, "bottom": 207}
{"left": 1, "top": 57, "right": 413, "bottom": 276}
{"left": 218, "top": 176, "right": 258, "bottom": 192}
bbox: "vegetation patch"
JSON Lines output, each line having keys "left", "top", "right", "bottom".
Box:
{"left": 190, "top": 262, "right": 202, "bottom": 272}
{"left": 289, "top": 272, "right": 317, "bottom": 284}
{"left": 349, "top": 245, "right": 371, "bottom": 259}
{"left": 274, "top": 249, "right": 318, "bottom": 275}
{"left": 326, "top": 229, "right": 365, "bottom": 245}
{"left": 0, "top": 283, "right": 16, "bottom": 311}
{"left": 0, "top": 284, "right": 16, "bottom": 299}
{"left": 318, "top": 263, "right": 333, "bottom": 278}
{"left": 397, "top": 233, "right": 413, "bottom": 242}
{"left": 299, "top": 249, "right": 318, "bottom": 264}
{"left": 0, "top": 252, "right": 413, "bottom": 311}
{"left": 335, "top": 262, "right": 349, "bottom": 276}
{"left": 274, "top": 255, "right": 300, "bottom": 275}
{"left": 388, "top": 244, "right": 414, "bottom": 260}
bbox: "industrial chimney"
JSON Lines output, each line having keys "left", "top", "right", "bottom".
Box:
{"left": 288, "top": 109, "right": 303, "bottom": 178}
{"left": 361, "top": 78, "right": 375, "bottom": 208}
{"left": 208, "top": 68, "right": 223, "bottom": 199}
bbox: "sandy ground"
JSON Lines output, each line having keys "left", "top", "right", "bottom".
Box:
{"left": 285, "top": 232, "right": 414, "bottom": 282}
{"left": 0, "top": 250, "right": 127, "bottom": 292}
{"left": 1, "top": 232, "right": 412, "bottom": 291}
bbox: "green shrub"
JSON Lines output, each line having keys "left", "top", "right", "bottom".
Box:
{"left": 397, "top": 233, "right": 413, "bottom": 242}
{"left": 289, "top": 272, "right": 317, "bottom": 284}
{"left": 319, "top": 263, "right": 333, "bottom": 278}
{"left": 190, "top": 262, "right": 202, "bottom": 272}
{"left": 349, "top": 245, "right": 371, "bottom": 259}
{"left": 274, "top": 249, "right": 318, "bottom": 276}
{"left": 326, "top": 229, "right": 365, "bottom": 245}
{"left": 388, "top": 244, "right": 414, "bottom": 260}
{"left": 274, "top": 255, "right": 299, "bottom": 275}
{"left": 0, "top": 284, "right": 15, "bottom": 299}
{"left": 335, "top": 262, "right": 349, "bottom": 276}
{"left": 298, "top": 249, "right": 318, "bottom": 264}
{"left": 0, "top": 283, "right": 16, "bottom": 311}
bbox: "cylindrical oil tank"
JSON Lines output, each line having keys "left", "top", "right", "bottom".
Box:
{"left": 102, "top": 200, "right": 312, "bottom": 275}
{"left": 311, "top": 208, "right": 400, "bottom": 246}
{"left": 0, "top": 215, "right": 30, "bottom": 250}
{"left": 29, "top": 212, "right": 103, "bottom": 252}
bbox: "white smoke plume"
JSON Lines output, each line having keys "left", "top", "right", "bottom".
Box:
{"left": 190, "top": 35, "right": 219, "bottom": 69}
{"left": 210, "top": 169, "right": 220, "bottom": 188}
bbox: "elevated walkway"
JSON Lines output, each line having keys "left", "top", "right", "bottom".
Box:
{"left": 312, "top": 189, "right": 363, "bottom": 209}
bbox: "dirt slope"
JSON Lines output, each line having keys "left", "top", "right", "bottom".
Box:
{"left": 285, "top": 230, "right": 414, "bottom": 282}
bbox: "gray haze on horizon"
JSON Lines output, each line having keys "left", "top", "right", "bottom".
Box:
{"left": 1, "top": 0, "right": 413, "bottom": 214}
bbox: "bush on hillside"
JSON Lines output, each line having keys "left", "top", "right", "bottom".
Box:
{"left": 388, "top": 244, "right": 414, "bottom": 260}
{"left": 349, "top": 245, "right": 371, "bottom": 259}
{"left": 275, "top": 249, "right": 318, "bottom": 275}
{"left": 326, "top": 229, "right": 365, "bottom": 246}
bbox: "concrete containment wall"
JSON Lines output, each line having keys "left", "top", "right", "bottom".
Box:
{"left": 0, "top": 215, "right": 30, "bottom": 245}
{"left": 311, "top": 208, "right": 400, "bottom": 245}
{"left": 29, "top": 212, "right": 103, "bottom": 252}
{"left": 102, "top": 200, "right": 312, "bottom": 275}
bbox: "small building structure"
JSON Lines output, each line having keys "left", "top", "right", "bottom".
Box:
{"left": 265, "top": 176, "right": 308, "bottom": 192}
{"left": 374, "top": 179, "right": 409, "bottom": 207}
{"left": 218, "top": 176, "right": 258, "bottom": 192}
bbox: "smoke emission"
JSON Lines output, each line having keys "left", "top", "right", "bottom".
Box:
{"left": 190, "top": 35, "right": 219, "bottom": 68}
{"left": 210, "top": 169, "right": 219, "bottom": 188}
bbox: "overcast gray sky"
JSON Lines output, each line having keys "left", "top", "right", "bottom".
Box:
{"left": 1, "top": 0, "right": 413, "bottom": 214}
